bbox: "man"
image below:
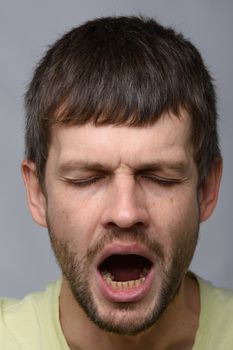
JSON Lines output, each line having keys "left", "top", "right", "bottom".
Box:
{"left": 0, "top": 15, "right": 232, "bottom": 350}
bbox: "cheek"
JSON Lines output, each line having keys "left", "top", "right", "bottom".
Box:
{"left": 148, "top": 190, "right": 199, "bottom": 246}
{"left": 168, "top": 189, "right": 199, "bottom": 221}
{"left": 46, "top": 190, "right": 101, "bottom": 244}
{"left": 167, "top": 195, "right": 199, "bottom": 228}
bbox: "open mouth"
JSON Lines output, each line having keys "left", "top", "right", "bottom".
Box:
{"left": 98, "top": 253, "right": 153, "bottom": 293}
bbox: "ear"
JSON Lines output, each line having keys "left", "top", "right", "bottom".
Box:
{"left": 199, "top": 157, "right": 223, "bottom": 222}
{"left": 22, "top": 160, "right": 47, "bottom": 228}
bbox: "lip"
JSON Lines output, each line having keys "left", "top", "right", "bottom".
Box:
{"left": 95, "top": 242, "right": 155, "bottom": 303}
{"left": 96, "top": 242, "right": 156, "bottom": 267}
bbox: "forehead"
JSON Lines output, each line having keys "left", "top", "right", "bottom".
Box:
{"left": 48, "top": 110, "right": 193, "bottom": 167}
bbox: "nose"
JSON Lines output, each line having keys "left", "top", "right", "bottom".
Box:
{"left": 101, "top": 176, "right": 150, "bottom": 229}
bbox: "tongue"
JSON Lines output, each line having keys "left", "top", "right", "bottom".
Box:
{"left": 101, "top": 255, "right": 149, "bottom": 282}
{"left": 111, "top": 266, "right": 142, "bottom": 281}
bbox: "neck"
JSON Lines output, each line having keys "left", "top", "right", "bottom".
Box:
{"left": 59, "top": 274, "right": 200, "bottom": 350}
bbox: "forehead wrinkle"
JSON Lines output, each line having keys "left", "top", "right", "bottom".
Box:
{"left": 48, "top": 111, "right": 193, "bottom": 175}
{"left": 57, "top": 156, "right": 193, "bottom": 179}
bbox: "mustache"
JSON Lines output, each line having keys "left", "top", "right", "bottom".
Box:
{"left": 86, "top": 226, "right": 165, "bottom": 262}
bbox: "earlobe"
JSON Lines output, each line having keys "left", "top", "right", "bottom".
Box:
{"left": 22, "top": 160, "right": 47, "bottom": 228}
{"left": 199, "top": 158, "right": 223, "bottom": 222}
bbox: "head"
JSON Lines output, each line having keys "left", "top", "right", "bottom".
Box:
{"left": 22, "top": 16, "right": 222, "bottom": 335}
{"left": 24, "top": 15, "right": 220, "bottom": 185}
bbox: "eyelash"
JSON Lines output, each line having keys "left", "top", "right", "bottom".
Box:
{"left": 142, "top": 175, "right": 179, "bottom": 186}
{"left": 66, "top": 175, "right": 179, "bottom": 188}
{"left": 67, "top": 177, "right": 102, "bottom": 187}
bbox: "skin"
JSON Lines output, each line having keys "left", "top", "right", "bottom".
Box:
{"left": 22, "top": 110, "right": 222, "bottom": 350}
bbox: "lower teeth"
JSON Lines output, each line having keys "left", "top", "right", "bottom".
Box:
{"left": 102, "top": 271, "right": 146, "bottom": 289}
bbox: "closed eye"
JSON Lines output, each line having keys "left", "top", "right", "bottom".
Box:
{"left": 62, "top": 175, "right": 183, "bottom": 188}
{"left": 62, "top": 176, "right": 104, "bottom": 187}
{"left": 141, "top": 175, "right": 182, "bottom": 186}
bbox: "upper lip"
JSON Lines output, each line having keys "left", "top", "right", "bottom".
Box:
{"left": 96, "top": 241, "right": 155, "bottom": 268}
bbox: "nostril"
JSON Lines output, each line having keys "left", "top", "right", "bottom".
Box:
{"left": 102, "top": 208, "right": 149, "bottom": 229}
{"left": 104, "top": 221, "right": 147, "bottom": 231}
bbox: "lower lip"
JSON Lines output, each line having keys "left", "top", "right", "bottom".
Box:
{"left": 96, "top": 267, "right": 155, "bottom": 303}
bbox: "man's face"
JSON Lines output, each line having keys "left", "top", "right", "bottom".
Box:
{"left": 43, "top": 111, "right": 200, "bottom": 335}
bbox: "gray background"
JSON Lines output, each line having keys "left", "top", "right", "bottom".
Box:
{"left": 0, "top": 0, "right": 232, "bottom": 298}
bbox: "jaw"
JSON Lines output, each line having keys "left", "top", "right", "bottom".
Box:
{"left": 59, "top": 240, "right": 192, "bottom": 339}
{"left": 60, "top": 273, "right": 198, "bottom": 350}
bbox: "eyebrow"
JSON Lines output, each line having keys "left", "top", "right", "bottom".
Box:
{"left": 137, "top": 161, "right": 190, "bottom": 174}
{"left": 58, "top": 159, "right": 190, "bottom": 176}
{"left": 58, "top": 160, "right": 112, "bottom": 174}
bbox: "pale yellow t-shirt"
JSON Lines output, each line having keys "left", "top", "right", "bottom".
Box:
{"left": 0, "top": 276, "right": 233, "bottom": 349}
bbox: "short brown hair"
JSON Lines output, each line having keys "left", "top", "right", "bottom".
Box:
{"left": 24, "top": 16, "right": 221, "bottom": 184}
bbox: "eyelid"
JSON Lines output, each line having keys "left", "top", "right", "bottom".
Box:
{"left": 140, "top": 174, "right": 182, "bottom": 184}
{"left": 62, "top": 175, "right": 105, "bottom": 187}
{"left": 61, "top": 173, "right": 184, "bottom": 188}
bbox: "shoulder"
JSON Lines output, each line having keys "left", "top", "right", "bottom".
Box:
{"left": 0, "top": 279, "right": 65, "bottom": 350}
{"left": 198, "top": 275, "right": 233, "bottom": 315}
{"left": 194, "top": 274, "right": 233, "bottom": 349}
{"left": 0, "top": 279, "right": 61, "bottom": 325}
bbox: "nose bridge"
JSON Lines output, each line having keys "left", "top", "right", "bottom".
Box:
{"left": 101, "top": 174, "right": 149, "bottom": 228}
{"left": 114, "top": 175, "right": 137, "bottom": 211}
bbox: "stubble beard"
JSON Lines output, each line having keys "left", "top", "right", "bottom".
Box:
{"left": 47, "top": 222, "right": 199, "bottom": 336}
